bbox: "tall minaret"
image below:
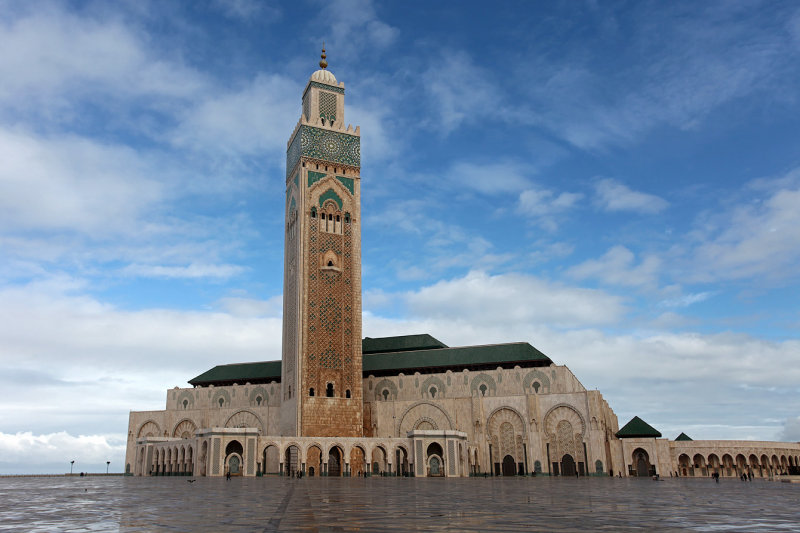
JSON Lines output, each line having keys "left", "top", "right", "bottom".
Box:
{"left": 280, "top": 48, "right": 363, "bottom": 437}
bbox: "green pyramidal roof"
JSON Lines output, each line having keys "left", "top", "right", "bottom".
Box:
{"left": 362, "top": 334, "right": 447, "bottom": 354}
{"left": 675, "top": 432, "right": 693, "bottom": 441}
{"left": 615, "top": 416, "right": 662, "bottom": 438}
{"left": 189, "top": 361, "right": 281, "bottom": 386}
{"left": 188, "top": 335, "right": 552, "bottom": 386}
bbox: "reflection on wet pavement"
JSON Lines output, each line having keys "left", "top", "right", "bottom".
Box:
{"left": 1, "top": 476, "right": 798, "bottom": 532}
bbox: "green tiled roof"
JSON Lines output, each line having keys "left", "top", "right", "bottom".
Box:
{"left": 363, "top": 342, "right": 551, "bottom": 377}
{"left": 188, "top": 335, "right": 552, "bottom": 386}
{"left": 675, "top": 432, "right": 693, "bottom": 441}
{"left": 615, "top": 416, "right": 662, "bottom": 438}
{"left": 362, "top": 334, "right": 447, "bottom": 354}
{"left": 189, "top": 361, "right": 281, "bottom": 386}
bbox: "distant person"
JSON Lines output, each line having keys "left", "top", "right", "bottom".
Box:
{"left": 226, "top": 470, "right": 231, "bottom": 481}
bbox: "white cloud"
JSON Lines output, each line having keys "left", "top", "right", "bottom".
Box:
{"left": 518, "top": 187, "right": 583, "bottom": 231}
{"left": 406, "top": 270, "right": 626, "bottom": 328}
{"left": 689, "top": 177, "right": 800, "bottom": 283}
{"left": 0, "top": 431, "right": 126, "bottom": 474}
{"left": 0, "top": 129, "right": 164, "bottom": 236}
{"left": 0, "top": 6, "right": 206, "bottom": 109}
{"left": 170, "top": 73, "right": 298, "bottom": 156}
{"left": 593, "top": 178, "right": 668, "bottom": 214}
{"left": 449, "top": 161, "right": 532, "bottom": 195}
{"left": 518, "top": 4, "right": 796, "bottom": 150}
{"left": 0, "top": 278, "right": 281, "bottom": 373}
{"left": 313, "top": 0, "right": 399, "bottom": 58}
{"left": 422, "top": 50, "right": 506, "bottom": 134}
{"left": 659, "top": 292, "right": 713, "bottom": 308}
{"left": 567, "top": 245, "right": 661, "bottom": 288}
{"left": 212, "top": 0, "right": 280, "bottom": 21}
{"left": 121, "top": 263, "right": 246, "bottom": 280}
{"left": 779, "top": 416, "right": 800, "bottom": 441}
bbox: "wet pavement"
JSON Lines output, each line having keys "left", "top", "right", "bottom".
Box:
{"left": 0, "top": 475, "right": 798, "bottom": 532}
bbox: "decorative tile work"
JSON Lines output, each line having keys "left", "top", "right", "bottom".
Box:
{"left": 308, "top": 81, "right": 344, "bottom": 94}
{"left": 336, "top": 176, "right": 354, "bottom": 194}
{"left": 416, "top": 441, "right": 424, "bottom": 476}
{"left": 308, "top": 171, "right": 326, "bottom": 187}
{"left": 303, "top": 94, "right": 310, "bottom": 120}
{"left": 286, "top": 131, "right": 302, "bottom": 177}
{"left": 212, "top": 438, "right": 220, "bottom": 475}
{"left": 319, "top": 91, "right": 337, "bottom": 124}
{"left": 301, "top": 126, "right": 360, "bottom": 167}
{"left": 319, "top": 188, "right": 343, "bottom": 209}
{"left": 448, "top": 441, "right": 456, "bottom": 475}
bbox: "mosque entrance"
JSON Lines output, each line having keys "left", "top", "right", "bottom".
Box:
{"left": 427, "top": 442, "right": 445, "bottom": 477}
{"left": 633, "top": 448, "right": 653, "bottom": 477}
{"left": 229, "top": 456, "right": 240, "bottom": 475}
{"left": 561, "top": 454, "right": 576, "bottom": 476}
{"left": 502, "top": 455, "right": 516, "bottom": 476}
{"left": 430, "top": 456, "right": 441, "bottom": 476}
{"left": 328, "top": 447, "right": 342, "bottom": 477}
{"left": 225, "top": 440, "right": 244, "bottom": 477}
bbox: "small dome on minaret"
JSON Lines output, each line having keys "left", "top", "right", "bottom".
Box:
{"left": 310, "top": 45, "right": 337, "bottom": 84}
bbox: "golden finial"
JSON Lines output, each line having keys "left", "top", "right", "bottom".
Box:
{"left": 319, "top": 43, "right": 328, "bottom": 69}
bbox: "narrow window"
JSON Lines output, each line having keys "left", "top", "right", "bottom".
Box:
{"left": 479, "top": 384, "right": 487, "bottom": 397}
{"left": 336, "top": 215, "right": 340, "bottom": 222}
{"left": 326, "top": 383, "right": 334, "bottom": 397}
{"left": 430, "top": 387, "right": 437, "bottom": 398}
{"left": 256, "top": 396, "right": 262, "bottom": 406}
{"left": 309, "top": 388, "right": 315, "bottom": 397}
{"left": 345, "top": 213, "right": 350, "bottom": 223}
{"left": 311, "top": 208, "right": 316, "bottom": 218}
{"left": 182, "top": 399, "right": 188, "bottom": 409}
{"left": 218, "top": 398, "right": 224, "bottom": 407}
{"left": 532, "top": 382, "right": 540, "bottom": 393}
{"left": 345, "top": 389, "right": 351, "bottom": 398}
{"left": 382, "top": 389, "right": 389, "bottom": 401}
{"left": 327, "top": 260, "right": 334, "bottom": 267}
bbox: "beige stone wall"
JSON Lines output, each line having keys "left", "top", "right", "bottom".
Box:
{"left": 364, "top": 364, "right": 619, "bottom": 476}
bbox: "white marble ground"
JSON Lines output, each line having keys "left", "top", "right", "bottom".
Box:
{"left": 0, "top": 475, "right": 798, "bottom": 532}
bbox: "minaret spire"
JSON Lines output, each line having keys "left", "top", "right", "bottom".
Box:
{"left": 319, "top": 44, "right": 328, "bottom": 69}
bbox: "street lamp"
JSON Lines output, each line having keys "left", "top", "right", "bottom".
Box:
{"left": 106, "top": 461, "right": 111, "bottom": 474}
{"left": 70, "top": 460, "right": 75, "bottom": 475}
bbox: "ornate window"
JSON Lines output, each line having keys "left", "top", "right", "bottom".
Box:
{"left": 326, "top": 383, "right": 334, "bottom": 397}
{"left": 309, "top": 388, "right": 315, "bottom": 397}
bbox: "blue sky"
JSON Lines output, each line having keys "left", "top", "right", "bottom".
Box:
{"left": 1, "top": 0, "right": 799, "bottom": 474}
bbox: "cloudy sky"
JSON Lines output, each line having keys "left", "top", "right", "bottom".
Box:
{"left": 1, "top": 0, "right": 799, "bottom": 474}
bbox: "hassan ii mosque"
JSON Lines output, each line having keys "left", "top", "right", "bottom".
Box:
{"left": 126, "top": 51, "right": 800, "bottom": 480}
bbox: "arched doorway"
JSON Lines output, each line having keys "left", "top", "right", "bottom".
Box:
{"left": 262, "top": 445, "right": 279, "bottom": 475}
{"left": 328, "top": 447, "right": 342, "bottom": 477}
{"left": 284, "top": 445, "right": 299, "bottom": 477}
{"left": 372, "top": 446, "right": 387, "bottom": 475}
{"left": 350, "top": 446, "right": 366, "bottom": 477}
{"left": 502, "top": 455, "right": 516, "bottom": 476}
{"left": 395, "top": 446, "right": 409, "bottom": 476}
{"left": 427, "top": 442, "right": 444, "bottom": 477}
{"left": 561, "top": 454, "right": 576, "bottom": 476}
{"left": 226, "top": 440, "right": 244, "bottom": 476}
{"left": 307, "top": 445, "right": 322, "bottom": 477}
{"left": 633, "top": 448, "right": 651, "bottom": 477}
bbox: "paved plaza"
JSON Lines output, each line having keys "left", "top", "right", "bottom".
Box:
{"left": 0, "top": 476, "right": 798, "bottom": 532}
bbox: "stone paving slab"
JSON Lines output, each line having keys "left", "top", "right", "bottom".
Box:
{"left": 0, "top": 476, "right": 798, "bottom": 532}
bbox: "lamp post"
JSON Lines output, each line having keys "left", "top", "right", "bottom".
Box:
{"left": 70, "top": 460, "right": 75, "bottom": 475}
{"left": 106, "top": 461, "right": 111, "bottom": 474}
